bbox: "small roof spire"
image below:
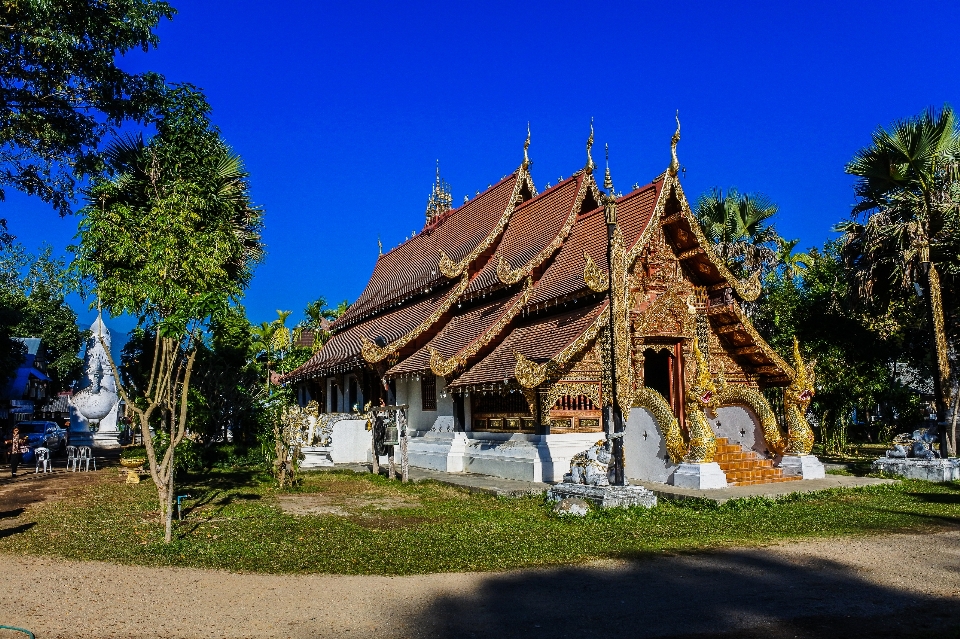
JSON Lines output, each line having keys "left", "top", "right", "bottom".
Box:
{"left": 377, "top": 236, "right": 383, "bottom": 256}
{"left": 669, "top": 110, "right": 681, "bottom": 176}
{"left": 522, "top": 122, "right": 532, "bottom": 170}
{"left": 425, "top": 160, "right": 453, "bottom": 224}
{"left": 603, "top": 143, "right": 614, "bottom": 192}
{"left": 585, "top": 118, "right": 596, "bottom": 172}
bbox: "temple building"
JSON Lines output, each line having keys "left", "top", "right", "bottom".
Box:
{"left": 283, "top": 122, "right": 823, "bottom": 488}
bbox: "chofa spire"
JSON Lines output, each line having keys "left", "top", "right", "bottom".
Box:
{"left": 522, "top": 122, "right": 532, "bottom": 170}
{"left": 668, "top": 110, "right": 681, "bottom": 176}
{"left": 603, "top": 143, "right": 614, "bottom": 193}
{"left": 585, "top": 118, "right": 596, "bottom": 173}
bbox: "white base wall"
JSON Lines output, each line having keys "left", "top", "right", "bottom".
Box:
{"left": 407, "top": 431, "right": 601, "bottom": 483}
{"left": 329, "top": 419, "right": 371, "bottom": 464}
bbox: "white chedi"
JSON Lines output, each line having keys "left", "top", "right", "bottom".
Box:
{"left": 69, "top": 312, "right": 121, "bottom": 447}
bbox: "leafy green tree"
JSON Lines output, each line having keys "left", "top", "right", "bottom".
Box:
{"left": 188, "top": 305, "right": 267, "bottom": 447}
{"left": 694, "top": 187, "right": 781, "bottom": 279}
{"left": 75, "top": 85, "right": 263, "bottom": 542}
{"left": 0, "top": 244, "right": 82, "bottom": 390}
{"left": 840, "top": 105, "right": 959, "bottom": 443}
{"left": 754, "top": 242, "right": 923, "bottom": 452}
{"left": 0, "top": 0, "right": 174, "bottom": 220}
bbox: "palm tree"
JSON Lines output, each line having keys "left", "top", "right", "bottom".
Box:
{"left": 694, "top": 187, "right": 781, "bottom": 278}
{"left": 777, "top": 239, "right": 812, "bottom": 280}
{"left": 841, "top": 104, "right": 959, "bottom": 432}
{"left": 293, "top": 297, "right": 350, "bottom": 352}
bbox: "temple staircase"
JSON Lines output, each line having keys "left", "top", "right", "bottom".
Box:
{"left": 713, "top": 437, "right": 801, "bottom": 486}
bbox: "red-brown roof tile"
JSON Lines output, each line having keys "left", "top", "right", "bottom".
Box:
{"left": 450, "top": 300, "right": 607, "bottom": 387}
{"left": 332, "top": 173, "right": 522, "bottom": 330}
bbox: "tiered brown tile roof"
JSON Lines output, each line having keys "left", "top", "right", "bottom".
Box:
{"left": 384, "top": 296, "right": 508, "bottom": 377}
{"left": 450, "top": 301, "right": 607, "bottom": 388}
{"left": 332, "top": 172, "right": 523, "bottom": 330}
{"left": 463, "top": 174, "right": 585, "bottom": 297}
{"left": 285, "top": 284, "right": 456, "bottom": 381}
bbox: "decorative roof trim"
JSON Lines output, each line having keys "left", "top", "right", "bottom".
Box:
{"left": 428, "top": 278, "right": 534, "bottom": 378}
{"left": 625, "top": 173, "right": 762, "bottom": 302}
{"left": 583, "top": 251, "right": 609, "bottom": 292}
{"left": 438, "top": 167, "right": 535, "bottom": 279}
{"left": 360, "top": 273, "right": 469, "bottom": 363}
{"left": 514, "top": 301, "right": 609, "bottom": 388}
{"left": 496, "top": 173, "right": 600, "bottom": 285}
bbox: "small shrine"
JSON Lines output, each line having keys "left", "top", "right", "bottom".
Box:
{"left": 283, "top": 121, "right": 824, "bottom": 489}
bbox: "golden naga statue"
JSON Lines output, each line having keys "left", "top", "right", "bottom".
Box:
{"left": 784, "top": 337, "right": 816, "bottom": 456}
{"left": 683, "top": 337, "right": 718, "bottom": 463}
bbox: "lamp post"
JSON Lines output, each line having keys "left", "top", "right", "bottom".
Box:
{"left": 603, "top": 147, "right": 625, "bottom": 486}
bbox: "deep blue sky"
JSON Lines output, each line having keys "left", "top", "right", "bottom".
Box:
{"left": 4, "top": 0, "right": 959, "bottom": 336}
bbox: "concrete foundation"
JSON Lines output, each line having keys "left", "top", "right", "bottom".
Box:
{"left": 872, "top": 457, "right": 960, "bottom": 482}
{"left": 780, "top": 454, "right": 826, "bottom": 479}
{"left": 547, "top": 483, "right": 657, "bottom": 509}
{"left": 672, "top": 462, "right": 728, "bottom": 489}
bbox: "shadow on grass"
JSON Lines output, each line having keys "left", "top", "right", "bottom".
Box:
{"left": 0, "top": 508, "right": 24, "bottom": 519}
{"left": 377, "top": 546, "right": 960, "bottom": 639}
{"left": 0, "top": 522, "right": 35, "bottom": 539}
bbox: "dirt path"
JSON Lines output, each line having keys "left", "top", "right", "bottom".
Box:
{"left": 0, "top": 529, "right": 957, "bottom": 638}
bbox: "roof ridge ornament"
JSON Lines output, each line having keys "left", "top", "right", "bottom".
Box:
{"left": 603, "top": 143, "right": 614, "bottom": 192}
{"left": 669, "top": 110, "right": 681, "bottom": 177}
{"left": 522, "top": 122, "right": 532, "bottom": 170}
{"left": 425, "top": 160, "right": 453, "bottom": 224}
{"left": 585, "top": 118, "right": 596, "bottom": 173}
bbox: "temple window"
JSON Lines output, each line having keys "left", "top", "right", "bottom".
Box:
{"left": 421, "top": 375, "right": 437, "bottom": 411}
{"left": 470, "top": 392, "right": 533, "bottom": 433}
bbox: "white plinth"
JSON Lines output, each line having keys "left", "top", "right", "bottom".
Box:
{"left": 300, "top": 446, "right": 334, "bottom": 468}
{"left": 780, "top": 454, "right": 825, "bottom": 480}
{"left": 330, "top": 419, "right": 371, "bottom": 464}
{"left": 671, "top": 462, "right": 728, "bottom": 489}
{"left": 407, "top": 432, "right": 467, "bottom": 472}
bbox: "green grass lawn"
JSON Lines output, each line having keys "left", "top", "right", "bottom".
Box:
{"left": 2, "top": 468, "right": 959, "bottom": 575}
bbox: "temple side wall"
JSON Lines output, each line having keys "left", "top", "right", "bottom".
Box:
{"left": 624, "top": 407, "right": 679, "bottom": 484}
{"left": 396, "top": 376, "right": 452, "bottom": 433}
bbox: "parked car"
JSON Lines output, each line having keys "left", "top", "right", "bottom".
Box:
{"left": 19, "top": 421, "right": 68, "bottom": 457}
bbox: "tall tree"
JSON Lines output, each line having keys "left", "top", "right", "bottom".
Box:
{"left": 75, "top": 85, "right": 264, "bottom": 542}
{"left": 841, "top": 105, "right": 959, "bottom": 444}
{"left": 0, "top": 0, "right": 174, "bottom": 219}
{"left": 0, "top": 244, "right": 82, "bottom": 389}
{"left": 694, "top": 187, "right": 781, "bottom": 279}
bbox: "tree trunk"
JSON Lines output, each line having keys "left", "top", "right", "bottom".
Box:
{"left": 925, "top": 263, "right": 952, "bottom": 454}
{"left": 164, "top": 467, "right": 174, "bottom": 543}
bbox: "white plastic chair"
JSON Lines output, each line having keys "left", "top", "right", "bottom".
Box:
{"left": 34, "top": 447, "right": 51, "bottom": 473}
{"left": 77, "top": 446, "right": 97, "bottom": 471}
{"left": 65, "top": 446, "right": 79, "bottom": 472}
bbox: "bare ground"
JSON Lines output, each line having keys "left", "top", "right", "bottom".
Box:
{"left": 0, "top": 529, "right": 954, "bottom": 637}
{"left": 0, "top": 465, "right": 958, "bottom": 638}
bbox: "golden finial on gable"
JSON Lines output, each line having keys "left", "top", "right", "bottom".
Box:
{"left": 585, "top": 117, "right": 596, "bottom": 172}
{"left": 522, "top": 122, "right": 532, "bottom": 170}
{"left": 669, "top": 110, "right": 681, "bottom": 177}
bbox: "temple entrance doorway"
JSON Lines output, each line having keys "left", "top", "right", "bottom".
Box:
{"left": 643, "top": 348, "right": 674, "bottom": 406}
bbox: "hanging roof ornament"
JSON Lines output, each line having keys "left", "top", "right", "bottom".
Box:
{"left": 425, "top": 160, "right": 453, "bottom": 224}
{"left": 669, "top": 110, "right": 681, "bottom": 176}
{"left": 585, "top": 118, "right": 596, "bottom": 173}
{"left": 522, "top": 122, "right": 532, "bottom": 170}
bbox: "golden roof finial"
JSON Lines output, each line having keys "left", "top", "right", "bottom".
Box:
{"left": 522, "top": 122, "right": 531, "bottom": 170}
{"left": 603, "top": 143, "right": 614, "bottom": 192}
{"left": 425, "top": 160, "right": 453, "bottom": 223}
{"left": 585, "top": 117, "right": 596, "bottom": 172}
{"left": 669, "top": 110, "right": 681, "bottom": 176}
